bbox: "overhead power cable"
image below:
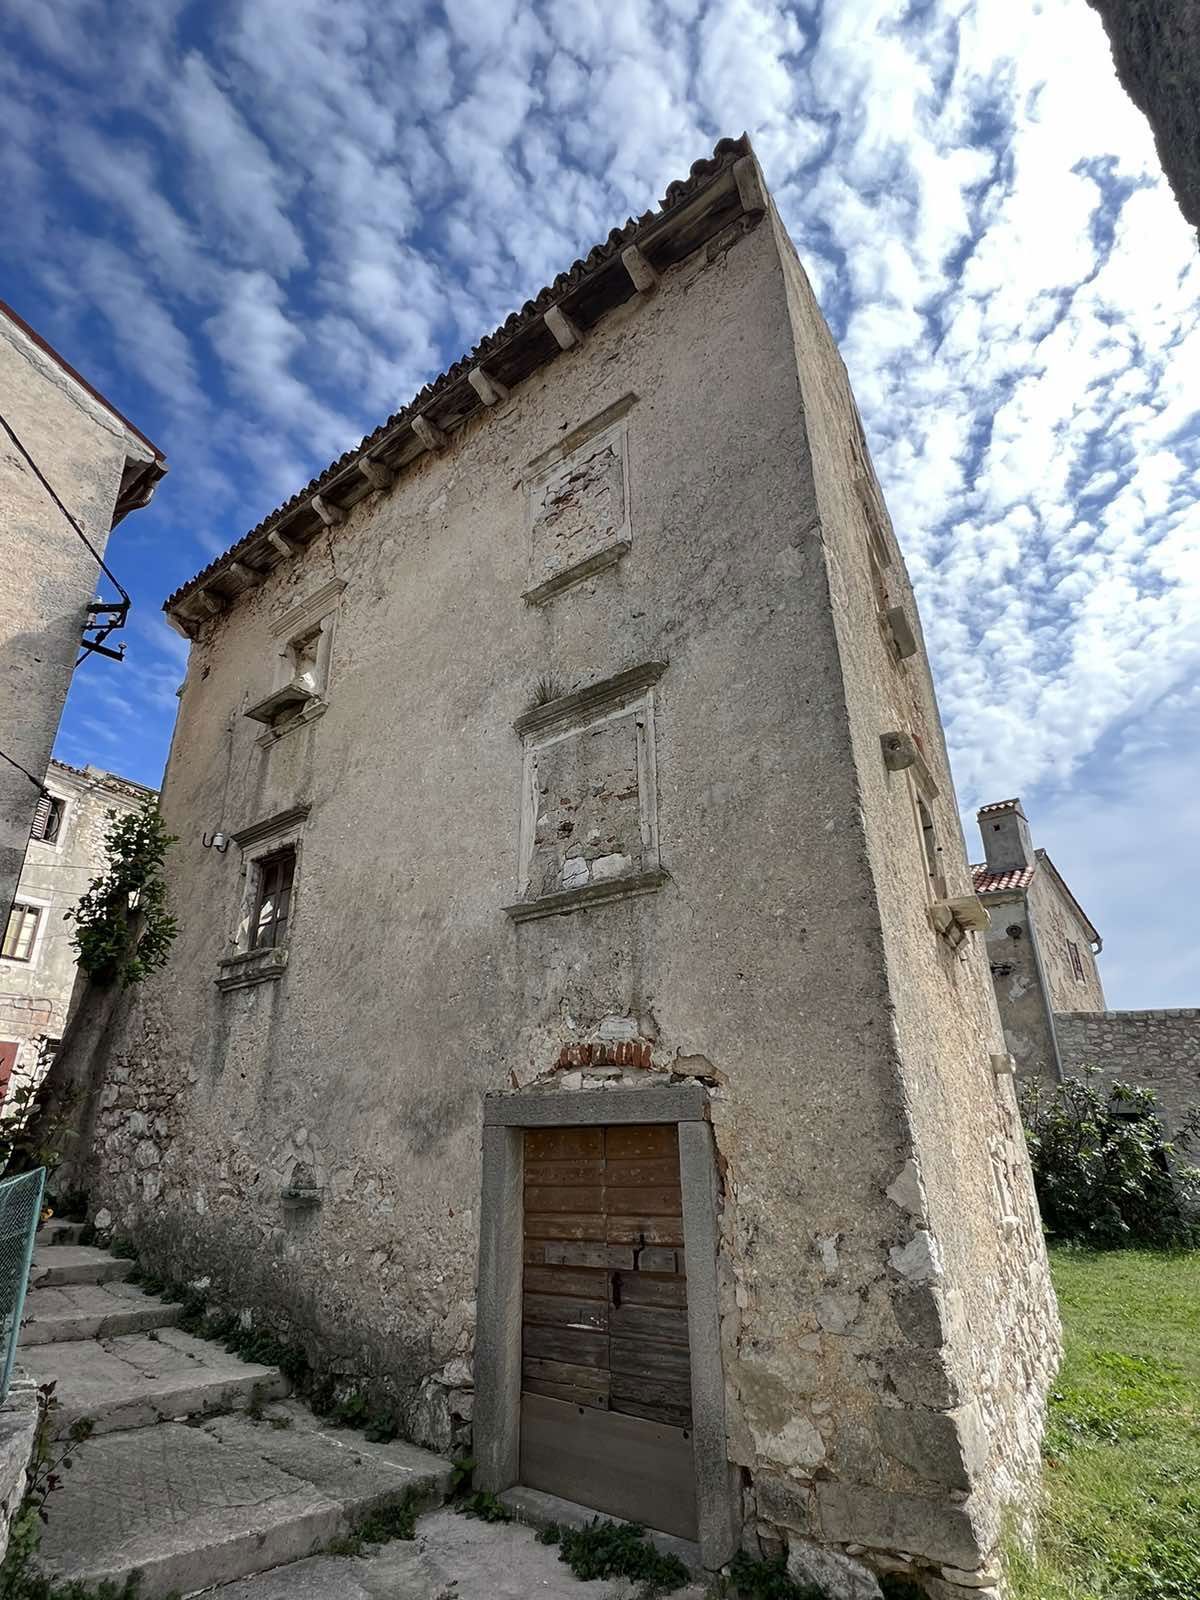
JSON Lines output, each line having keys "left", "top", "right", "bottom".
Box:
{"left": 0, "top": 406, "right": 133, "bottom": 663}
{"left": 0, "top": 408, "right": 130, "bottom": 605}
{"left": 0, "top": 747, "right": 49, "bottom": 796}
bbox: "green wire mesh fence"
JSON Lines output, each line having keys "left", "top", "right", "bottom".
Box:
{"left": 0, "top": 1167, "right": 45, "bottom": 1403}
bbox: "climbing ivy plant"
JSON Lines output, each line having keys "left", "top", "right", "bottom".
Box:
{"left": 68, "top": 806, "right": 178, "bottom": 987}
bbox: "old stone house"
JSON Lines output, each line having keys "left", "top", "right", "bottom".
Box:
{"left": 0, "top": 758, "right": 155, "bottom": 1104}
{"left": 0, "top": 300, "right": 164, "bottom": 919}
{"left": 80, "top": 140, "right": 1058, "bottom": 1594}
{"left": 974, "top": 796, "right": 1200, "bottom": 1135}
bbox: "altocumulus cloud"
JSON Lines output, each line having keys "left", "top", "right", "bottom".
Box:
{"left": 0, "top": 0, "right": 1196, "bottom": 1003}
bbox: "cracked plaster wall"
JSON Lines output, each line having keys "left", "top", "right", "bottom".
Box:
{"left": 85, "top": 203, "right": 1054, "bottom": 1590}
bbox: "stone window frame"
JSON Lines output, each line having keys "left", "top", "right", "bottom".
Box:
{"left": 521, "top": 394, "right": 637, "bottom": 606}
{"left": 30, "top": 789, "right": 68, "bottom": 849}
{"left": 245, "top": 579, "right": 346, "bottom": 747}
{"left": 1066, "top": 939, "right": 1087, "bottom": 984}
{"left": 473, "top": 1084, "right": 738, "bottom": 1570}
{"left": 216, "top": 803, "right": 311, "bottom": 992}
{"left": 1, "top": 896, "right": 49, "bottom": 966}
{"left": 503, "top": 662, "right": 668, "bottom": 923}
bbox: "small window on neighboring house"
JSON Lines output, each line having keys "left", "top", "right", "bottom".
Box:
{"left": 30, "top": 795, "right": 65, "bottom": 844}
{"left": 2, "top": 903, "right": 41, "bottom": 962}
{"left": 251, "top": 849, "right": 295, "bottom": 950}
{"left": 1067, "top": 939, "right": 1086, "bottom": 983}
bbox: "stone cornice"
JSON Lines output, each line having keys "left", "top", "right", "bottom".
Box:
{"left": 513, "top": 661, "right": 667, "bottom": 739}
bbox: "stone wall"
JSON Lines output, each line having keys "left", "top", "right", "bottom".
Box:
{"left": 0, "top": 763, "right": 152, "bottom": 1094}
{"left": 1055, "top": 1008, "right": 1200, "bottom": 1138}
{"left": 0, "top": 307, "right": 160, "bottom": 916}
{"left": 1087, "top": 0, "right": 1200, "bottom": 234}
{"left": 0, "top": 1380, "right": 38, "bottom": 1562}
{"left": 82, "top": 155, "right": 1055, "bottom": 1595}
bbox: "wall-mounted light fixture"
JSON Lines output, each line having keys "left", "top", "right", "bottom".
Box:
{"left": 202, "top": 831, "right": 230, "bottom": 852}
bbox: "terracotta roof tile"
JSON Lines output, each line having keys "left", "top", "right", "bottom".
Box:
{"left": 970, "top": 862, "right": 1035, "bottom": 894}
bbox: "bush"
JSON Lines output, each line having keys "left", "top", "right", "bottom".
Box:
{"left": 1020, "top": 1074, "right": 1200, "bottom": 1248}
{"left": 68, "top": 806, "right": 177, "bottom": 987}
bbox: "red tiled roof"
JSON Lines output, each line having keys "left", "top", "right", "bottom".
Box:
{"left": 970, "top": 862, "right": 1035, "bottom": 894}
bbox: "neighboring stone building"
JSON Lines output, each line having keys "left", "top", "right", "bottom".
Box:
{"left": 0, "top": 759, "right": 154, "bottom": 1104}
{"left": 973, "top": 797, "right": 1200, "bottom": 1136}
{"left": 1087, "top": 0, "right": 1200, "bottom": 235}
{"left": 971, "top": 799, "right": 1104, "bottom": 1082}
{"left": 0, "top": 299, "right": 164, "bottom": 920}
{"left": 80, "top": 140, "right": 1058, "bottom": 1595}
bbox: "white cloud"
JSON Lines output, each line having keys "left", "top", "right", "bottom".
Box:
{"left": 6, "top": 0, "right": 1199, "bottom": 1001}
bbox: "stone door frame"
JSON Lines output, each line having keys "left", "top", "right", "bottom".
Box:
{"left": 473, "top": 1084, "right": 738, "bottom": 1568}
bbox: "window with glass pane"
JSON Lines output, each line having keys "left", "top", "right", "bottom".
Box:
{"left": 251, "top": 849, "right": 295, "bottom": 949}
{"left": 2, "top": 903, "right": 41, "bottom": 962}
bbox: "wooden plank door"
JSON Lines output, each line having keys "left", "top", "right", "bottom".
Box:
{"left": 519, "top": 1123, "right": 697, "bottom": 1540}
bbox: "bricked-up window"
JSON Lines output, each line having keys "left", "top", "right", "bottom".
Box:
{"left": 1067, "top": 939, "right": 1086, "bottom": 983}
{"left": 251, "top": 849, "right": 295, "bottom": 950}
{"left": 2, "top": 903, "right": 41, "bottom": 962}
{"left": 30, "top": 794, "right": 65, "bottom": 844}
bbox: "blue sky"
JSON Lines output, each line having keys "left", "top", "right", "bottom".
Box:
{"left": 2, "top": 0, "right": 1197, "bottom": 1006}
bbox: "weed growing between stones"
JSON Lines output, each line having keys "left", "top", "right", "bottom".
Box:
{"left": 538, "top": 1520, "right": 690, "bottom": 1596}
{"left": 456, "top": 1490, "right": 511, "bottom": 1523}
{"left": 726, "top": 1551, "right": 820, "bottom": 1598}
{"left": 324, "top": 1493, "right": 418, "bottom": 1558}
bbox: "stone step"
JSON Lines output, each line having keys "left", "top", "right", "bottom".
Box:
{"left": 30, "top": 1245, "right": 133, "bottom": 1289}
{"left": 35, "top": 1401, "right": 453, "bottom": 1599}
{"left": 21, "top": 1280, "right": 183, "bottom": 1346}
{"left": 18, "top": 1326, "right": 290, "bottom": 1437}
{"left": 38, "top": 1219, "right": 85, "bottom": 1246}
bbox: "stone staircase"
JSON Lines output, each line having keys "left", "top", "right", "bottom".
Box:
{"left": 17, "top": 1225, "right": 453, "bottom": 1597}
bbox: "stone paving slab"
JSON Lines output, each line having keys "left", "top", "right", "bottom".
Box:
{"left": 31, "top": 1244, "right": 134, "bottom": 1288}
{"left": 19, "top": 1326, "right": 288, "bottom": 1436}
{"left": 37, "top": 1220, "right": 85, "bottom": 1246}
{"left": 205, "top": 1506, "right": 710, "bottom": 1600}
{"left": 37, "top": 1402, "right": 452, "bottom": 1600}
{"left": 21, "top": 1280, "right": 182, "bottom": 1345}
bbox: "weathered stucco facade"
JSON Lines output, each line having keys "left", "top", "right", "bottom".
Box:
{"left": 0, "top": 759, "right": 154, "bottom": 1098}
{"left": 0, "top": 300, "right": 164, "bottom": 919}
{"left": 81, "top": 142, "right": 1057, "bottom": 1595}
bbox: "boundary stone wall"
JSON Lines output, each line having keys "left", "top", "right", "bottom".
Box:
{"left": 1054, "top": 1008, "right": 1200, "bottom": 1136}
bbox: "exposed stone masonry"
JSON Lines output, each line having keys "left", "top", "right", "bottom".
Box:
{"left": 1055, "top": 1008, "right": 1200, "bottom": 1138}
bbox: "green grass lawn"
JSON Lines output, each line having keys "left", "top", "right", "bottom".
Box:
{"left": 1007, "top": 1248, "right": 1200, "bottom": 1600}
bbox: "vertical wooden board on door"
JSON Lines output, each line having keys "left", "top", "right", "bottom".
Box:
{"left": 519, "top": 1121, "right": 698, "bottom": 1540}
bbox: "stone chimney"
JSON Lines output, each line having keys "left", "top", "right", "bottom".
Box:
{"left": 977, "top": 798, "right": 1035, "bottom": 873}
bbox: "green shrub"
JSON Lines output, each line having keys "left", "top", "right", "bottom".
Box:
{"left": 539, "top": 1519, "right": 689, "bottom": 1594}
{"left": 68, "top": 806, "right": 177, "bottom": 987}
{"left": 1020, "top": 1074, "right": 1200, "bottom": 1248}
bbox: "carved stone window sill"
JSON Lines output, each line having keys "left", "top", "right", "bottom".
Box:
{"left": 216, "top": 944, "right": 289, "bottom": 992}
{"left": 522, "top": 540, "right": 631, "bottom": 606}
{"left": 929, "top": 895, "right": 989, "bottom": 949}
{"left": 254, "top": 699, "right": 328, "bottom": 750}
{"left": 503, "top": 868, "right": 667, "bottom": 923}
